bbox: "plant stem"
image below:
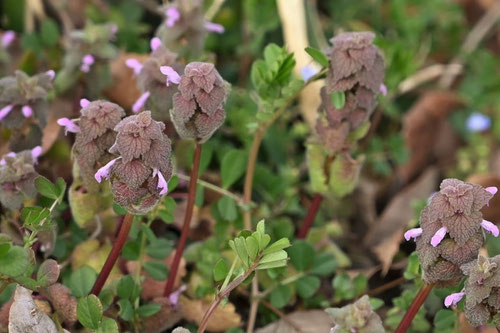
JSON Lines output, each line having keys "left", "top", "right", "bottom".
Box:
{"left": 367, "top": 276, "right": 406, "bottom": 297}
{"left": 297, "top": 193, "right": 324, "bottom": 239}
{"left": 395, "top": 284, "right": 434, "bottom": 333}
{"left": 243, "top": 128, "right": 265, "bottom": 230}
{"left": 90, "top": 213, "right": 134, "bottom": 296}
{"left": 176, "top": 173, "right": 245, "bottom": 206}
{"left": 164, "top": 142, "right": 203, "bottom": 297}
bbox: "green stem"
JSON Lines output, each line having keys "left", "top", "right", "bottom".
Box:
{"left": 25, "top": 198, "right": 59, "bottom": 248}
{"left": 259, "top": 272, "right": 305, "bottom": 298}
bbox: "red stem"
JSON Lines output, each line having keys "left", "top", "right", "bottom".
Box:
{"left": 164, "top": 142, "right": 202, "bottom": 297}
{"left": 297, "top": 193, "right": 324, "bottom": 239}
{"left": 90, "top": 213, "right": 134, "bottom": 296}
{"left": 395, "top": 284, "right": 434, "bottom": 333}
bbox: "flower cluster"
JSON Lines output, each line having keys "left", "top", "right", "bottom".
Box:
{"left": 95, "top": 111, "right": 173, "bottom": 214}
{"left": 405, "top": 179, "right": 498, "bottom": 285}
{"left": 126, "top": 38, "right": 183, "bottom": 120}
{"left": 443, "top": 255, "right": 500, "bottom": 329}
{"left": 326, "top": 295, "right": 385, "bottom": 333}
{"left": 170, "top": 62, "right": 229, "bottom": 143}
{"left": 62, "top": 99, "right": 125, "bottom": 187}
{"left": 0, "top": 147, "right": 41, "bottom": 210}
{"left": 0, "top": 70, "right": 54, "bottom": 150}
{"left": 316, "top": 32, "right": 385, "bottom": 154}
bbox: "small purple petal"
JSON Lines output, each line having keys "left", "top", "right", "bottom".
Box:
{"left": 481, "top": 219, "right": 499, "bottom": 237}
{"left": 46, "top": 70, "right": 55, "bottom": 80}
{"left": 125, "top": 58, "right": 143, "bottom": 76}
{"left": 110, "top": 24, "right": 118, "bottom": 35}
{"left": 22, "top": 105, "right": 33, "bottom": 118}
{"left": 486, "top": 187, "right": 498, "bottom": 196}
{"left": 404, "top": 228, "right": 423, "bottom": 241}
{"left": 153, "top": 168, "right": 168, "bottom": 195}
{"left": 0, "top": 104, "right": 14, "bottom": 120}
{"left": 0, "top": 152, "right": 16, "bottom": 166}
{"left": 168, "top": 285, "right": 186, "bottom": 307}
{"left": 466, "top": 112, "right": 491, "bottom": 133}
{"left": 159, "top": 66, "right": 181, "bottom": 86}
{"left": 380, "top": 83, "right": 387, "bottom": 96}
{"left": 95, "top": 158, "right": 119, "bottom": 183}
{"left": 444, "top": 291, "right": 465, "bottom": 308}
{"left": 301, "top": 65, "right": 317, "bottom": 81}
{"left": 150, "top": 37, "right": 162, "bottom": 51}
{"left": 431, "top": 226, "right": 447, "bottom": 247}
{"left": 132, "top": 91, "right": 150, "bottom": 113}
{"left": 82, "top": 54, "right": 95, "bottom": 65}
{"left": 1, "top": 31, "right": 15, "bottom": 48}
{"left": 57, "top": 117, "right": 80, "bottom": 135}
{"left": 80, "top": 98, "right": 91, "bottom": 108}
{"left": 31, "top": 146, "right": 42, "bottom": 163}
{"left": 204, "top": 22, "right": 225, "bottom": 34}
{"left": 165, "top": 7, "right": 180, "bottom": 27}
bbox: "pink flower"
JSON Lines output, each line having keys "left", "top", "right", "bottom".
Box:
{"left": 404, "top": 228, "right": 422, "bottom": 241}
{"left": 444, "top": 291, "right": 465, "bottom": 308}
{"left": 0, "top": 152, "right": 16, "bottom": 165}
{"left": 57, "top": 117, "right": 80, "bottom": 135}
{"left": 132, "top": 91, "right": 150, "bottom": 113}
{"left": 0, "top": 104, "right": 14, "bottom": 120}
{"left": 150, "top": 37, "right": 162, "bottom": 51}
{"left": 1, "top": 31, "right": 15, "bottom": 48}
{"left": 80, "top": 98, "right": 91, "bottom": 108}
{"left": 380, "top": 83, "right": 387, "bottom": 96}
{"left": 153, "top": 168, "right": 168, "bottom": 195}
{"left": 80, "top": 54, "right": 95, "bottom": 73}
{"left": 159, "top": 66, "right": 181, "bottom": 86}
{"left": 204, "top": 22, "right": 225, "bottom": 34}
{"left": 481, "top": 219, "right": 499, "bottom": 237}
{"left": 95, "top": 158, "right": 119, "bottom": 183}
{"left": 125, "top": 58, "right": 143, "bottom": 76}
{"left": 31, "top": 146, "right": 42, "bottom": 163}
{"left": 165, "top": 7, "right": 180, "bottom": 27}
{"left": 431, "top": 226, "right": 447, "bottom": 247}
{"left": 46, "top": 70, "right": 55, "bottom": 80}
{"left": 486, "top": 186, "right": 498, "bottom": 195}
{"left": 168, "top": 285, "right": 186, "bottom": 307}
{"left": 22, "top": 105, "right": 33, "bottom": 118}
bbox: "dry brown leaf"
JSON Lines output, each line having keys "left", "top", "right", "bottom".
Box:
{"left": 180, "top": 295, "right": 241, "bottom": 332}
{"left": 466, "top": 173, "right": 500, "bottom": 224}
{"left": 364, "top": 168, "right": 439, "bottom": 274}
{"left": 398, "top": 91, "right": 462, "bottom": 183}
{"left": 255, "top": 310, "right": 333, "bottom": 333}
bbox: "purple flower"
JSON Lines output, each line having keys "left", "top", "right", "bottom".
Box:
{"left": 0, "top": 152, "right": 16, "bottom": 165}
{"left": 80, "top": 54, "right": 95, "bottom": 73}
{"left": 150, "top": 37, "right": 162, "bottom": 51}
{"left": 301, "top": 65, "right": 317, "bottom": 81}
{"left": 204, "top": 22, "right": 225, "bottom": 34}
{"left": 153, "top": 168, "right": 168, "bottom": 195}
{"left": 486, "top": 186, "right": 498, "bottom": 195}
{"left": 165, "top": 7, "right": 180, "bottom": 27}
{"left": 431, "top": 226, "right": 447, "bottom": 247}
{"left": 481, "top": 219, "right": 499, "bottom": 237}
{"left": 22, "top": 105, "right": 33, "bottom": 118}
{"left": 466, "top": 112, "right": 490, "bottom": 133}
{"left": 31, "top": 146, "right": 42, "bottom": 163}
{"left": 80, "top": 98, "right": 91, "bottom": 108}
{"left": 168, "top": 285, "right": 186, "bottom": 307}
{"left": 444, "top": 291, "right": 465, "bottom": 308}
{"left": 159, "top": 66, "right": 181, "bottom": 86}
{"left": 404, "top": 228, "right": 422, "bottom": 241}
{"left": 380, "top": 83, "right": 387, "bottom": 96}
{"left": 46, "top": 70, "right": 55, "bottom": 80}
{"left": 1, "top": 31, "right": 15, "bottom": 48}
{"left": 95, "top": 158, "right": 119, "bottom": 183}
{"left": 57, "top": 117, "right": 80, "bottom": 135}
{"left": 125, "top": 58, "right": 143, "bottom": 76}
{"left": 132, "top": 92, "right": 150, "bottom": 113}
{"left": 0, "top": 104, "right": 14, "bottom": 120}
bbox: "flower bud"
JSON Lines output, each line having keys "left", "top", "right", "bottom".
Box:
{"left": 326, "top": 295, "right": 385, "bottom": 333}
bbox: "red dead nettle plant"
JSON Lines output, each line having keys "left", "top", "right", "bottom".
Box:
{"left": 299, "top": 31, "right": 386, "bottom": 239}
{"left": 163, "top": 62, "right": 229, "bottom": 297}
{"left": 399, "top": 179, "right": 499, "bottom": 332}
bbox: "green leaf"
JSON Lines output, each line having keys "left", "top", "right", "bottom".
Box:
{"left": 353, "top": 274, "right": 368, "bottom": 295}
{"left": 287, "top": 241, "right": 315, "bottom": 271}
{"left": 96, "top": 317, "right": 119, "bottom": 333}
{"left": 217, "top": 196, "right": 237, "bottom": 221}
{"left": 112, "top": 203, "right": 127, "bottom": 215}
{"left": 262, "top": 238, "right": 290, "bottom": 255}
{"left": 136, "top": 303, "right": 161, "bottom": 317}
{"left": 144, "top": 261, "right": 168, "bottom": 281}
{"left": 332, "top": 273, "right": 354, "bottom": 301}
{"left": 370, "top": 298, "right": 384, "bottom": 310}
{"left": 37, "top": 259, "right": 60, "bottom": 287}
{"left": 270, "top": 284, "right": 291, "bottom": 308}
{"left": 35, "top": 176, "right": 60, "bottom": 200}
{"left": 311, "top": 253, "right": 337, "bottom": 276}
{"left": 213, "top": 259, "right": 229, "bottom": 282}
{"left": 234, "top": 237, "right": 249, "bottom": 267}
{"left": 117, "top": 275, "right": 136, "bottom": 300}
{"left": 77, "top": 295, "right": 103, "bottom": 330}
{"left": 40, "top": 19, "right": 60, "bottom": 46}
{"left": 69, "top": 266, "right": 97, "bottom": 297}
{"left": 305, "top": 47, "right": 329, "bottom": 67}
{"left": 434, "top": 309, "right": 456, "bottom": 330}
{"left": 122, "top": 241, "right": 141, "bottom": 260}
{"left": 0, "top": 246, "right": 29, "bottom": 277}
{"left": 167, "top": 176, "right": 179, "bottom": 194}
{"left": 163, "top": 197, "right": 177, "bottom": 212}
{"left": 14, "top": 276, "right": 40, "bottom": 289}
{"left": 404, "top": 252, "right": 421, "bottom": 280}
{"left": 117, "top": 299, "right": 134, "bottom": 321}
{"left": 260, "top": 250, "right": 288, "bottom": 264}
{"left": 245, "top": 236, "right": 259, "bottom": 261}
{"left": 0, "top": 243, "right": 10, "bottom": 258}
{"left": 221, "top": 150, "right": 247, "bottom": 188}
{"left": 256, "top": 260, "right": 288, "bottom": 270}
{"left": 256, "top": 220, "right": 265, "bottom": 234}
{"left": 296, "top": 275, "right": 320, "bottom": 298}
{"left": 21, "top": 206, "right": 50, "bottom": 226}
{"left": 146, "top": 238, "right": 172, "bottom": 259}
{"left": 158, "top": 209, "right": 174, "bottom": 223}
{"left": 330, "top": 91, "right": 346, "bottom": 109}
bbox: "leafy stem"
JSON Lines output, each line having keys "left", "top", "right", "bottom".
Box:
{"left": 24, "top": 196, "right": 60, "bottom": 249}
{"left": 394, "top": 284, "right": 434, "bottom": 333}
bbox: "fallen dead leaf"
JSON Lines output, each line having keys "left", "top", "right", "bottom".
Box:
{"left": 364, "top": 167, "right": 439, "bottom": 274}
{"left": 9, "top": 286, "right": 58, "bottom": 333}
{"left": 180, "top": 295, "right": 241, "bottom": 332}
{"left": 255, "top": 310, "right": 333, "bottom": 333}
